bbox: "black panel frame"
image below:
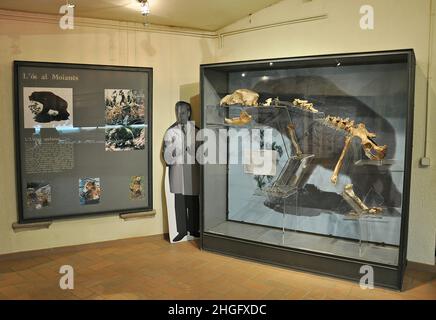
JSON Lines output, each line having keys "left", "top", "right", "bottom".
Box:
{"left": 14, "top": 61, "right": 154, "bottom": 223}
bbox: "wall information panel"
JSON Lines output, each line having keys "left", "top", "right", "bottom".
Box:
{"left": 14, "top": 61, "right": 153, "bottom": 223}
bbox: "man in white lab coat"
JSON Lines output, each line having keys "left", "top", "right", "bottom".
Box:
{"left": 163, "top": 101, "right": 200, "bottom": 242}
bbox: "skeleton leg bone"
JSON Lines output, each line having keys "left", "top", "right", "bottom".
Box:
{"left": 342, "top": 184, "right": 382, "bottom": 215}
{"left": 286, "top": 124, "right": 303, "bottom": 157}
{"left": 331, "top": 135, "right": 352, "bottom": 185}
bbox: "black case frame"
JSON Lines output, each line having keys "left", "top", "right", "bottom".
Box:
{"left": 200, "top": 49, "right": 415, "bottom": 290}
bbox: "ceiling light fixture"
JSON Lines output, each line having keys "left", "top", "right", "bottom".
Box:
{"left": 138, "top": 0, "right": 151, "bottom": 16}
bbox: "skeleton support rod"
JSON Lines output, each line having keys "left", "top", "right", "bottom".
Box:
{"left": 331, "top": 135, "right": 352, "bottom": 184}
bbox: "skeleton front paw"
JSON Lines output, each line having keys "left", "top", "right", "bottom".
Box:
{"left": 367, "top": 207, "right": 383, "bottom": 215}
{"left": 330, "top": 175, "right": 338, "bottom": 185}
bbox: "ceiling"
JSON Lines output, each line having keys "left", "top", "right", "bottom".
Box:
{"left": 0, "top": 0, "right": 284, "bottom": 31}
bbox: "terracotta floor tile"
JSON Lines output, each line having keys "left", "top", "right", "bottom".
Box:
{"left": 262, "top": 288, "right": 293, "bottom": 300}
{"left": 0, "top": 272, "right": 26, "bottom": 287}
{"left": 223, "top": 286, "right": 265, "bottom": 300}
{"left": 0, "top": 236, "right": 434, "bottom": 300}
{"left": 283, "top": 286, "right": 311, "bottom": 300}
{"left": 302, "top": 287, "right": 329, "bottom": 300}
{"left": 401, "top": 282, "right": 436, "bottom": 300}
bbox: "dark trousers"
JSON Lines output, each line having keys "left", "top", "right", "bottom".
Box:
{"left": 174, "top": 194, "right": 199, "bottom": 237}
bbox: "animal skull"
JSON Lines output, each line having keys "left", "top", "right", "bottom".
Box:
{"left": 220, "top": 89, "right": 259, "bottom": 107}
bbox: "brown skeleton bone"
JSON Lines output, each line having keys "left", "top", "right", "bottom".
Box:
{"left": 342, "top": 184, "right": 383, "bottom": 215}
{"left": 286, "top": 124, "right": 303, "bottom": 157}
{"left": 348, "top": 123, "right": 387, "bottom": 160}
{"left": 326, "top": 116, "right": 387, "bottom": 184}
{"left": 224, "top": 111, "right": 252, "bottom": 125}
{"left": 220, "top": 89, "right": 259, "bottom": 107}
{"left": 331, "top": 135, "right": 352, "bottom": 184}
{"left": 292, "top": 99, "right": 319, "bottom": 113}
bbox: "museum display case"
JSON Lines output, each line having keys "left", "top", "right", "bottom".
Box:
{"left": 200, "top": 50, "right": 415, "bottom": 290}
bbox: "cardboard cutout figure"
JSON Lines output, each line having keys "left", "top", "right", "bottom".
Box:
{"left": 163, "top": 101, "right": 200, "bottom": 243}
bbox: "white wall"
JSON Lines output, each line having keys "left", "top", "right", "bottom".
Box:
{"left": 0, "top": 11, "right": 216, "bottom": 255}
{"left": 216, "top": 0, "right": 436, "bottom": 265}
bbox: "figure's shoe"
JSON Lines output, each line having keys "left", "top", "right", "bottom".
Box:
{"left": 172, "top": 233, "right": 187, "bottom": 242}
{"left": 191, "top": 232, "right": 200, "bottom": 238}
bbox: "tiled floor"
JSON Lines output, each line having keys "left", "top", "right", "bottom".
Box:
{"left": 0, "top": 235, "right": 434, "bottom": 300}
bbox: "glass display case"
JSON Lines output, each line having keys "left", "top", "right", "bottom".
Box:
{"left": 200, "top": 50, "right": 415, "bottom": 290}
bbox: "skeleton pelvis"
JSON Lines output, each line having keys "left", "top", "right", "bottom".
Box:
{"left": 362, "top": 140, "right": 387, "bottom": 160}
